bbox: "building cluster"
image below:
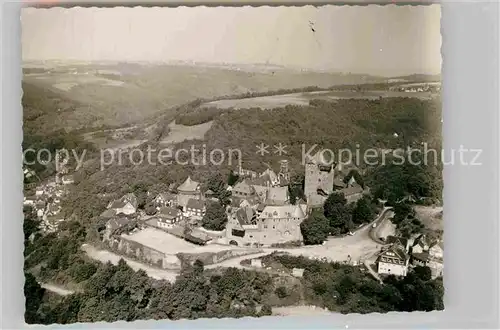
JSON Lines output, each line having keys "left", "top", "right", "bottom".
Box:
{"left": 23, "top": 173, "right": 74, "bottom": 233}
{"left": 376, "top": 234, "right": 443, "bottom": 279}
{"left": 101, "top": 151, "right": 369, "bottom": 247}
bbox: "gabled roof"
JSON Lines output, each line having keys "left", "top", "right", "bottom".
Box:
{"left": 386, "top": 236, "right": 408, "bottom": 250}
{"left": 341, "top": 184, "right": 363, "bottom": 196}
{"left": 412, "top": 252, "right": 430, "bottom": 262}
{"left": 258, "top": 205, "right": 306, "bottom": 220}
{"left": 381, "top": 244, "right": 409, "bottom": 261}
{"left": 186, "top": 198, "right": 205, "bottom": 210}
{"left": 236, "top": 207, "right": 256, "bottom": 226}
{"left": 260, "top": 169, "right": 278, "bottom": 183}
{"left": 155, "top": 192, "right": 176, "bottom": 202}
{"left": 178, "top": 176, "right": 200, "bottom": 192}
{"left": 100, "top": 209, "right": 117, "bottom": 218}
{"left": 233, "top": 179, "right": 255, "bottom": 195}
{"left": 158, "top": 206, "right": 179, "bottom": 219}
{"left": 107, "top": 217, "right": 131, "bottom": 231}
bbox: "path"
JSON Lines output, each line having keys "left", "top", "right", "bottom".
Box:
{"left": 82, "top": 244, "right": 179, "bottom": 283}
{"left": 40, "top": 283, "right": 75, "bottom": 296}
{"left": 363, "top": 259, "right": 383, "bottom": 284}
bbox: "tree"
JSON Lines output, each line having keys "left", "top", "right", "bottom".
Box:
{"left": 227, "top": 171, "right": 239, "bottom": 186}
{"left": 300, "top": 210, "right": 330, "bottom": 245}
{"left": 352, "top": 196, "right": 375, "bottom": 225}
{"left": 259, "top": 304, "right": 272, "bottom": 316}
{"left": 24, "top": 272, "right": 45, "bottom": 324}
{"left": 323, "top": 193, "right": 352, "bottom": 234}
{"left": 201, "top": 202, "right": 228, "bottom": 231}
{"left": 413, "top": 266, "right": 432, "bottom": 281}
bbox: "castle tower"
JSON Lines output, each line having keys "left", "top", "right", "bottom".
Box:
{"left": 278, "top": 159, "right": 290, "bottom": 183}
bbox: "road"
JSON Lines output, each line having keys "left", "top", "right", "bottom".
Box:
{"left": 207, "top": 208, "right": 394, "bottom": 271}
{"left": 369, "top": 207, "right": 394, "bottom": 244}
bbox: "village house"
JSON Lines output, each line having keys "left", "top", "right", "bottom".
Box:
{"left": 410, "top": 235, "right": 444, "bottom": 278}
{"left": 236, "top": 164, "right": 258, "bottom": 179}
{"left": 61, "top": 175, "right": 74, "bottom": 185}
{"left": 184, "top": 198, "right": 206, "bottom": 218}
{"left": 377, "top": 236, "right": 410, "bottom": 277}
{"left": 154, "top": 192, "right": 177, "bottom": 209}
{"left": 107, "top": 193, "right": 138, "bottom": 215}
{"left": 232, "top": 179, "right": 256, "bottom": 199}
{"left": 156, "top": 207, "right": 183, "bottom": 229}
{"left": 104, "top": 216, "right": 133, "bottom": 241}
{"left": 177, "top": 176, "right": 202, "bottom": 208}
{"left": 23, "top": 196, "right": 35, "bottom": 206}
{"left": 226, "top": 204, "right": 307, "bottom": 246}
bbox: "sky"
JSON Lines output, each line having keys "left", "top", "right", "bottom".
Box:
{"left": 21, "top": 5, "right": 442, "bottom": 76}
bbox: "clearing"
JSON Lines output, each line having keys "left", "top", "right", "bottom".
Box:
{"left": 201, "top": 90, "right": 434, "bottom": 110}
{"left": 160, "top": 120, "right": 214, "bottom": 145}
{"left": 414, "top": 205, "right": 444, "bottom": 232}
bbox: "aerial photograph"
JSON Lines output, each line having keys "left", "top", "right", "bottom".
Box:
{"left": 21, "top": 5, "right": 443, "bottom": 324}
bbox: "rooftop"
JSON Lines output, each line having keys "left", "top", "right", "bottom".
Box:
{"left": 178, "top": 176, "right": 200, "bottom": 192}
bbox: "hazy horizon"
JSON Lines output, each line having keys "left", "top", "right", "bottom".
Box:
{"left": 21, "top": 5, "right": 442, "bottom": 76}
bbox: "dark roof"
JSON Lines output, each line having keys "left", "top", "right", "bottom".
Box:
{"left": 158, "top": 207, "right": 179, "bottom": 219}
{"left": 107, "top": 217, "right": 130, "bottom": 231}
{"left": 186, "top": 198, "right": 205, "bottom": 210}
{"left": 100, "top": 209, "right": 117, "bottom": 218}
{"left": 412, "top": 252, "right": 430, "bottom": 262}
{"left": 233, "top": 180, "right": 255, "bottom": 195}
{"left": 386, "top": 236, "right": 408, "bottom": 249}
{"left": 341, "top": 184, "right": 363, "bottom": 196}
{"left": 381, "top": 244, "right": 409, "bottom": 261}
{"left": 155, "top": 192, "right": 176, "bottom": 202}
{"left": 236, "top": 207, "right": 256, "bottom": 226}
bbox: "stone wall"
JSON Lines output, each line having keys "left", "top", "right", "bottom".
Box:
{"left": 107, "top": 235, "right": 182, "bottom": 270}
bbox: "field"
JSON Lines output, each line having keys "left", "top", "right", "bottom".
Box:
{"left": 201, "top": 90, "right": 435, "bottom": 110}
{"left": 22, "top": 61, "right": 386, "bottom": 131}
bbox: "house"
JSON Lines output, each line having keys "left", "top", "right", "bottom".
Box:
{"left": 236, "top": 164, "right": 258, "bottom": 179}
{"left": 377, "top": 244, "right": 410, "bottom": 277}
{"left": 23, "top": 197, "right": 35, "bottom": 206}
{"left": 177, "top": 176, "right": 201, "bottom": 208}
{"left": 35, "top": 188, "right": 44, "bottom": 196}
{"left": 61, "top": 175, "right": 74, "bottom": 185}
{"left": 386, "top": 236, "right": 410, "bottom": 251}
{"left": 260, "top": 168, "right": 280, "bottom": 187}
{"left": 251, "top": 258, "right": 263, "bottom": 268}
{"left": 226, "top": 204, "right": 307, "bottom": 246}
{"left": 429, "top": 242, "right": 444, "bottom": 260}
{"left": 340, "top": 184, "right": 364, "bottom": 204}
{"left": 232, "top": 179, "right": 256, "bottom": 198}
{"left": 107, "top": 193, "right": 138, "bottom": 215}
{"left": 156, "top": 207, "right": 182, "bottom": 228}
{"left": 154, "top": 192, "right": 177, "bottom": 209}
{"left": 412, "top": 234, "right": 432, "bottom": 254}
{"left": 104, "top": 216, "right": 132, "bottom": 240}
{"left": 185, "top": 198, "right": 206, "bottom": 218}
{"left": 292, "top": 268, "right": 305, "bottom": 278}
